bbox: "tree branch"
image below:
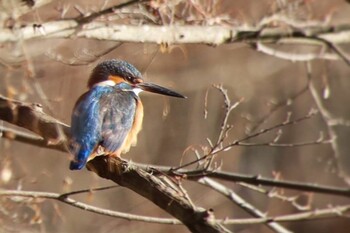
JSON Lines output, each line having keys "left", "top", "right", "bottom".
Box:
{"left": 199, "top": 177, "right": 292, "bottom": 233}
{"left": 0, "top": 95, "right": 69, "bottom": 149}
{"left": 0, "top": 189, "right": 181, "bottom": 225}
{"left": 2, "top": 20, "right": 350, "bottom": 46}
{"left": 87, "top": 156, "right": 232, "bottom": 233}
{"left": 166, "top": 168, "right": 350, "bottom": 198}
{"left": 1, "top": 96, "right": 349, "bottom": 198}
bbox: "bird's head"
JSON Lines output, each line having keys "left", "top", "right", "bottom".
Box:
{"left": 88, "top": 59, "right": 186, "bottom": 98}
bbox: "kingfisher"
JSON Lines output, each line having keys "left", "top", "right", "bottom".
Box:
{"left": 69, "top": 59, "right": 185, "bottom": 170}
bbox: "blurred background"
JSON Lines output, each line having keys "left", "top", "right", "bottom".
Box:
{"left": 1, "top": 0, "right": 350, "bottom": 232}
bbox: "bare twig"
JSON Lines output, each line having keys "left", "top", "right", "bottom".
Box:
{"left": 3, "top": 188, "right": 349, "bottom": 226}
{"left": 238, "top": 183, "right": 313, "bottom": 211}
{"left": 199, "top": 177, "right": 292, "bottom": 233}
{"left": 173, "top": 110, "right": 317, "bottom": 171}
{"left": 255, "top": 42, "right": 338, "bottom": 62}
{"left": 235, "top": 137, "right": 330, "bottom": 147}
{"left": 221, "top": 110, "right": 318, "bottom": 153}
{"left": 219, "top": 204, "right": 350, "bottom": 225}
{"left": 248, "top": 84, "right": 309, "bottom": 133}
{"left": 305, "top": 62, "right": 350, "bottom": 183}
{"left": 45, "top": 43, "right": 123, "bottom": 66}
{"left": 137, "top": 164, "right": 350, "bottom": 198}
{"left": 0, "top": 189, "right": 181, "bottom": 225}
{"left": 0, "top": 125, "right": 66, "bottom": 152}
{"left": 75, "top": 0, "right": 147, "bottom": 24}
{"left": 174, "top": 168, "right": 350, "bottom": 198}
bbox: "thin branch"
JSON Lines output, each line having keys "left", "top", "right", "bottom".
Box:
{"left": 59, "top": 185, "right": 119, "bottom": 197}
{"left": 0, "top": 189, "right": 181, "bottom": 225}
{"left": 3, "top": 189, "right": 349, "bottom": 226}
{"left": 239, "top": 182, "right": 314, "bottom": 211}
{"left": 235, "top": 138, "right": 330, "bottom": 147}
{"left": 173, "top": 110, "right": 317, "bottom": 171}
{"left": 199, "top": 177, "right": 292, "bottom": 233}
{"left": 45, "top": 43, "right": 123, "bottom": 66}
{"left": 75, "top": 0, "right": 147, "bottom": 24}
{"left": 176, "top": 169, "right": 350, "bottom": 198}
{"left": 310, "top": 36, "right": 350, "bottom": 66}
{"left": 219, "top": 204, "right": 350, "bottom": 225}
{"left": 248, "top": 84, "right": 309, "bottom": 133}
{"left": 254, "top": 42, "right": 339, "bottom": 62}
{"left": 0, "top": 125, "right": 67, "bottom": 152}
{"left": 222, "top": 110, "right": 318, "bottom": 153}
{"left": 135, "top": 164, "right": 350, "bottom": 198}
{"left": 305, "top": 62, "right": 350, "bottom": 183}
{"left": 212, "top": 85, "right": 242, "bottom": 150}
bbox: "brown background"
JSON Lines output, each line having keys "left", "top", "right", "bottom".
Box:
{"left": 1, "top": 0, "right": 350, "bottom": 232}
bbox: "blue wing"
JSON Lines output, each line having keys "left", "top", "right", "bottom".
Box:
{"left": 69, "top": 85, "right": 136, "bottom": 170}
{"left": 100, "top": 90, "right": 136, "bottom": 153}
{"left": 69, "top": 87, "right": 106, "bottom": 170}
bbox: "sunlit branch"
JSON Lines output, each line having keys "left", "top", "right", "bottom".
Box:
{"left": 3, "top": 189, "right": 349, "bottom": 226}
{"left": 199, "top": 177, "right": 292, "bottom": 233}
{"left": 254, "top": 42, "right": 339, "bottom": 62}
{"left": 1, "top": 22, "right": 350, "bottom": 60}
{"left": 87, "top": 156, "right": 232, "bottom": 233}
{"left": 172, "top": 109, "right": 318, "bottom": 171}
{"left": 0, "top": 125, "right": 67, "bottom": 152}
{"left": 305, "top": 62, "right": 350, "bottom": 184}
{"left": 176, "top": 169, "right": 350, "bottom": 198}
{"left": 75, "top": 0, "right": 147, "bottom": 24}
{"left": 0, "top": 189, "right": 181, "bottom": 225}
{"left": 219, "top": 204, "right": 350, "bottom": 225}
{"left": 137, "top": 163, "right": 350, "bottom": 198}
{"left": 238, "top": 183, "right": 313, "bottom": 211}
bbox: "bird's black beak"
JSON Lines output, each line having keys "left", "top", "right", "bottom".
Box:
{"left": 136, "top": 82, "right": 186, "bottom": 98}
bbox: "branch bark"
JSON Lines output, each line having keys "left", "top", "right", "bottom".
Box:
{"left": 87, "top": 156, "right": 232, "bottom": 233}
{"left": 0, "top": 95, "right": 69, "bottom": 150}
{"left": 2, "top": 21, "right": 350, "bottom": 45}
{"left": 0, "top": 95, "right": 231, "bottom": 233}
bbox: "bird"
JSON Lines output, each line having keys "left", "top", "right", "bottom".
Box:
{"left": 69, "top": 59, "right": 186, "bottom": 170}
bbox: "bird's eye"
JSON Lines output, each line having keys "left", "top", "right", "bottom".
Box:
{"left": 126, "top": 76, "right": 132, "bottom": 81}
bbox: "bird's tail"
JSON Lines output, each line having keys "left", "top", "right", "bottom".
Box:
{"left": 69, "top": 147, "right": 90, "bottom": 170}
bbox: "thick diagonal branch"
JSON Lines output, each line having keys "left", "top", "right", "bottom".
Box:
{"left": 0, "top": 95, "right": 231, "bottom": 232}
{"left": 87, "top": 156, "right": 231, "bottom": 233}
{"left": 0, "top": 95, "right": 69, "bottom": 150}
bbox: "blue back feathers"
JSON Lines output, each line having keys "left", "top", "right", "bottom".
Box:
{"left": 69, "top": 84, "right": 137, "bottom": 170}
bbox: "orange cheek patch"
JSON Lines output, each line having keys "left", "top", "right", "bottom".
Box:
{"left": 108, "top": 75, "right": 125, "bottom": 84}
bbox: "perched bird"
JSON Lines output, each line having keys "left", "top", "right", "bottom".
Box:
{"left": 69, "top": 59, "right": 185, "bottom": 170}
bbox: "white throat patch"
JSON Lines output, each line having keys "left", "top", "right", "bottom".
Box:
{"left": 132, "top": 88, "right": 143, "bottom": 96}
